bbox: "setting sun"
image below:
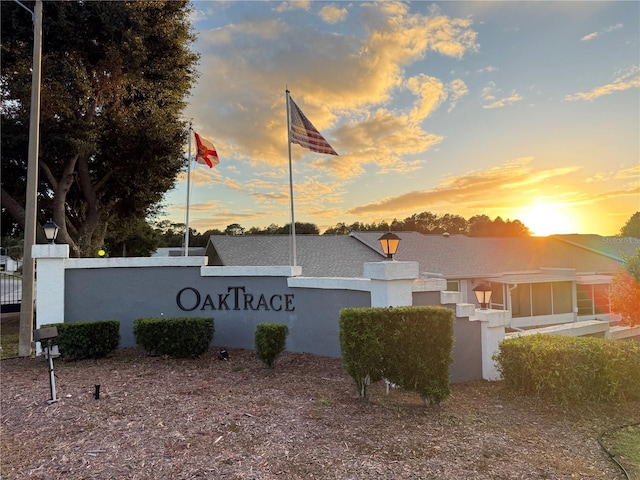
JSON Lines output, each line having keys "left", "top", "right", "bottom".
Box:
{"left": 518, "top": 202, "right": 578, "bottom": 236}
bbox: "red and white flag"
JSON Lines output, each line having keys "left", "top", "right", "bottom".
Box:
{"left": 289, "top": 98, "right": 338, "bottom": 156}
{"left": 194, "top": 131, "right": 219, "bottom": 168}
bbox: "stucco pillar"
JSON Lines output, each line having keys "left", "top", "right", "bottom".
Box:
{"left": 32, "top": 244, "right": 69, "bottom": 334}
{"left": 473, "top": 309, "right": 511, "bottom": 381}
{"left": 363, "top": 261, "right": 419, "bottom": 307}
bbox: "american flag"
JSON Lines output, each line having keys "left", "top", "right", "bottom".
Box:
{"left": 289, "top": 98, "right": 338, "bottom": 156}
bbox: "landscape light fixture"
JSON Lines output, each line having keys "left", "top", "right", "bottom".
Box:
{"left": 473, "top": 282, "right": 493, "bottom": 310}
{"left": 42, "top": 219, "right": 59, "bottom": 244}
{"left": 378, "top": 232, "right": 401, "bottom": 260}
{"left": 33, "top": 326, "right": 60, "bottom": 404}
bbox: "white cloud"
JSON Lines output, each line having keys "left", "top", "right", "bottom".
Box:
{"left": 581, "top": 23, "right": 623, "bottom": 42}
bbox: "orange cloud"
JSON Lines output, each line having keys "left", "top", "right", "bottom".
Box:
{"left": 346, "top": 158, "right": 582, "bottom": 216}
{"left": 274, "top": 1, "right": 310, "bottom": 13}
{"left": 188, "top": 2, "right": 478, "bottom": 178}
{"left": 565, "top": 65, "right": 640, "bottom": 101}
{"left": 406, "top": 74, "right": 447, "bottom": 122}
{"left": 319, "top": 5, "right": 348, "bottom": 24}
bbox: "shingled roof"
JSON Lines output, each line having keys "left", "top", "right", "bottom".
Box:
{"left": 206, "top": 235, "right": 383, "bottom": 277}
{"left": 350, "top": 232, "right": 626, "bottom": 278}
{"left": 551, "top": 234, "right": 640, "bottom": 261}
{"left": 206, "top": 232, "right": 629, "bottom": 279}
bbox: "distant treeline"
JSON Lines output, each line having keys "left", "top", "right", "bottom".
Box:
{"left": 155, "top": 211, "right": 531, "bottom": 249}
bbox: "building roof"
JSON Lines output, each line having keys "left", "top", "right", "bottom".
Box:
{"left": 551, "top": 234, "right": 640, "bottom": 261}
{"left": 206, "top": 232, "right": 629, "bottom": 279}
{"left": 350, "top": 232, "right": 625, "bottom": 278}
{"left": 206, "top": 235, "right": 384, "bottom": 277}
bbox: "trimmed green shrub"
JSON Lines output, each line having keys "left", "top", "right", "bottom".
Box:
{"left": 340, "top": 306, "right": 454, "bottom": 403}
{"left": 494, "top": 334, "right": 640, "bottom": 404}
{"left": 383, "top": 306, "right": 454, "bottom": 404}
{"left": 340, "top": 308, "right": 387, "bottom": 399}
{"left": 255, "top": 323, "right": 289, "bottom": 368}
{"left": 133, "top": 317, "right": 214, "bottom": 358}
{"left": 44, "top": 321, "right": 120, "bottom": 360}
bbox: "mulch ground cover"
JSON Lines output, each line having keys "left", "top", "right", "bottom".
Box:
{"left": 1, "top": 347, "right": 639, "bottom": 479}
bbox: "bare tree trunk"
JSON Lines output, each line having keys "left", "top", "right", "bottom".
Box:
{"left": 42, "top": 156, "right": 81, "bottom": 255}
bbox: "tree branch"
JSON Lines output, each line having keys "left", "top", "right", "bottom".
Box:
{"left": 39, "top": 161, "right": 59, "bottom": 190}
{"left": 1, "top": 187, "right": 26, "bottom": 231}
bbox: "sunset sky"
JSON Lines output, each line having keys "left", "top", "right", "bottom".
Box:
{"left": 162, "top": 1, "right": 640, "bottom": 237}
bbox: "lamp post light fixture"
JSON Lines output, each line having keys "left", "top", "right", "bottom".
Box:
{"left": 42, "top": 219, "right": 59, "bottom": 244}
{"left": 378, "top": 232, "right": 401, "bottom": 260}
{"left": 473, "top": 282, "right": 493, "bottom": 310}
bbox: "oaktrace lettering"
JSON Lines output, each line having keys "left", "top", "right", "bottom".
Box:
{"left": 176, "top": 286, "right": 294, "bottom": 312}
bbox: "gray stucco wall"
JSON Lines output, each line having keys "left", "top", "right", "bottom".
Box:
{"left": 412, "top": 293, "right": 482, "bottom": 383}
{"left": 64, "top": 267, "right": 369, "bottom": 357}
{"left": 64, "top": 266, "right": 482, "bottom": 383}
{"left": 285, "top": 288, "right": 370, "bottom": 357}
{"left": 449, "top": 315, "right": 482, "bottom": 382}
{"left": 412, "top": 291, "right": 441, "bottom": 306}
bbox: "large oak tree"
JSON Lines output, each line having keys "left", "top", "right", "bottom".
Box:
{"left": 1, "top": 0, "right": 199, "bottom": 256}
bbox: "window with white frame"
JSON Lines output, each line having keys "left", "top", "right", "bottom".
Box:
{"left": 577, "top": 283, "right": 611, "bottom": 316}
{"left": 511, "top": 281, "right": 573, "bottom": 318}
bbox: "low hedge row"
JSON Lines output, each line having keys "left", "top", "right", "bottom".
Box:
{"left": 44, "top": 320, "right": 120, "bottom": 360}
{"left": 133, "top": 317, "right": 214, "bottom": 358}
{"left": 340, "top": 306, "right": 454, "bottom": 404}
{"left": 494, "top": 334, "right": 640, "bottom": 403}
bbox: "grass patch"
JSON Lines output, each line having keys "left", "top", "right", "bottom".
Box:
{"left": 0, "top": 314, "right": 20, "bottom": 359}
{"left": 606, "top": 425, "right": 640, "bottom": 479}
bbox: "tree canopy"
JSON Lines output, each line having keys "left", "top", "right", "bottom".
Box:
{"left": 619, "top": 211, "right": 640, "bottom": 238}
{"left": 1, "top": 0, "right": 199, "bottom": 256}
{"left": 322, "top": 212, "right": 530, "bottom": 237}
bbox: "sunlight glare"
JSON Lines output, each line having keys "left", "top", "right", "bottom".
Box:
{"left": 518, "top": 202, "right": 577, "bottom": 236}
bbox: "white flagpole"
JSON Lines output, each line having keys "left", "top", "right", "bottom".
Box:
{"left": 285, "top": 89, "right": 297, "bottom": 267}
{"left": 184, "top": 121, "right": 193, "bottom": 257}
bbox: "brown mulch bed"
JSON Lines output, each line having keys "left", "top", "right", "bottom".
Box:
{"left": 1, "top": 347, "right": 638, "bottom": 480}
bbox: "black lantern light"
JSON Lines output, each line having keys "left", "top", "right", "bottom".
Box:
{"left": 473, "top": 282, "right": 493, "bottom": 309}
{"left": 378, "top": 232, "right": 401, "bottom": 260}
{"left": 42, "top": 219, "right": 59, "bottom": 244}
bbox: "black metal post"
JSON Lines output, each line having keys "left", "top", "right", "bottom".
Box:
{"left": 46, "top": 341, "right": 58, "bottom": 405}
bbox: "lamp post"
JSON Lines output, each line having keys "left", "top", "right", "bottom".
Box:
{"left": 18, "top": 0, "right": 43, "bottom": 358}
{"left": 473, "top": 282, "right": 493, "bottom": 310}
{"left": 42, "top": 220, "right": 59, "bottom": 244}
{"left": 378, "top": 232, "right": 401, "bottom": 260}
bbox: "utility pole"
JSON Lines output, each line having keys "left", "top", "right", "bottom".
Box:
{"left": 18, "top": 0, "right": 43, "bottom": 357}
